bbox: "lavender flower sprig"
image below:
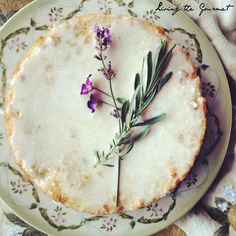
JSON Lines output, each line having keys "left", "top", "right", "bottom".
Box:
{"left": 93, "top": 25, "right": 121, "bottom": 132}
{"left": 80, "top": 26, "right": 120, "bottom": 116}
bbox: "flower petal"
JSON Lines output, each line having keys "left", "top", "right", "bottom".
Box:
{"left": 87, "top": 94, "right": 97, "bottom": 112}
{"left": 86, "top": 78, "right": 93, "bottom": 87}
{"left": 80, "top": 75, "right": 93, "bottom": 95}
{"left": 80, "top": 84, "right": 89, "bottom": 95}
{"left": 94, "top": 25, "right": 112, "bottom": 50}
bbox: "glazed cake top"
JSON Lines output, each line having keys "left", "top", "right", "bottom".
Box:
{"left": 5, "top": 14, "right": 206, "bottom": 214}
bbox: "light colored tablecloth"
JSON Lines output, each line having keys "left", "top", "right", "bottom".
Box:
{"left": 0, "top": 0, "right": 235, "bottom": 235}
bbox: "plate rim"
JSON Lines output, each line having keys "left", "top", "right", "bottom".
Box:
{"left": 0, "top": 0, "right": 232, "bottom": 235}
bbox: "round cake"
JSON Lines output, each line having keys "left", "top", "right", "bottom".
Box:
{"left": 5, "top": 14, "right": 206, "bottom": 215}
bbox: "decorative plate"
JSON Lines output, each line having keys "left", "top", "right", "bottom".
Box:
{"left": 0, "top": 0, "right": 232, "bottom": 235}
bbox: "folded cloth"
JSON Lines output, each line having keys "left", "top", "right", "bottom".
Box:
{"left": 171, "top": 0, "right": 236, "bottom": 81}
{"left": 159, "top": 1, "right": 236, "bottom": 235}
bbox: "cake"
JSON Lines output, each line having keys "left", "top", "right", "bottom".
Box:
{"left": 4, "top": 14, "right": 206, "bottom": 215}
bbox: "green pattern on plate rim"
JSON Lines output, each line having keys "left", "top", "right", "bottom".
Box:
{"left": 0, "top": 0, "right": 232, "bottom": 235}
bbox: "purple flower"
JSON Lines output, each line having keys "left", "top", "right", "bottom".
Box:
{"left": 87, "top": 94, "right": 98, "bottom": 113}
{"left": 103, "top": 27, "right": 112, "bottom": 44}
{"left": 94, "top": 24, "right": 112, "bottom": 50}
{"left": 80, "top": 75, "right": 93, "bottom": 95}
{"left": 111, "top": 110, "right": 119, "bottom": 118}
{"left": 107, "top": 61, "right": 116, "bottom": 79}
{"left": 98, "top": 67, "right": 107, "bottom": 78}
{"left": 98, "top": 61, "right": 116, "bottom": 80}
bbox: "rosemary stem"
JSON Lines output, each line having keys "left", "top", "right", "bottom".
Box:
{"left": 95, "top": 129, "right": 129, "bottom": 166}
{"left": 116, "top": 157, "right": 121, "bottom": 207}
{"left": 100, "top": 50, "right": 122, "bottom": 208}
{"left": 93, "top": 87, "right": 111, "bottom": 97}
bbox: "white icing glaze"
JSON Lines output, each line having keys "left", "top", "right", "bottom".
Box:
{"left": 6, "top": 15, "right": 205, "bottom": 214}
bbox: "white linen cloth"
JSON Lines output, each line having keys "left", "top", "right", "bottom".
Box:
{"left": 165, "top": 1, "right": 236, "bottom": 235}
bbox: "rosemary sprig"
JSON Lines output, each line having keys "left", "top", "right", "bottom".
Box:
{"left": 95, "top": 41, "right": 175, "bottom": 167}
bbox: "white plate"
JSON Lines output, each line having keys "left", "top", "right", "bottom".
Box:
{"left": 0, "top": 0, "right": 232, "bottom": 235}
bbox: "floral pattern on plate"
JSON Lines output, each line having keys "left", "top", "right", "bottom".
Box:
{"left": 0, "top": 0, "right": 231, "bottom": 235}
